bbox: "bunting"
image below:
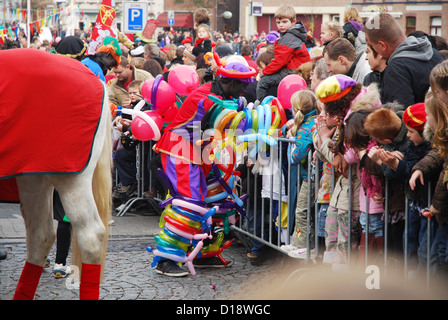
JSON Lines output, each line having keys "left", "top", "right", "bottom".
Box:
{"left": 0, "top": 6, "right": 80, "bottom": 40}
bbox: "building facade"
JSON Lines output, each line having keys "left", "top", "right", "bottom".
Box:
{"left": 351, "top": 1, "right": 447, "bottom": 39}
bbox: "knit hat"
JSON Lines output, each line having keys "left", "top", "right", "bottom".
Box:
{"left": 97, "top": 36, "right": 122, "bottom": 65}
{"left": 267, "top": 30, "right": 279, "bottom": 43}
{"left": 183, "top": 49, "right": 196, "bottom": 61}
{"left": 54, "top": 36, "right": 86, "bottom": 61}
{"left": 403, "top": 102, "right": 426, "bottom": 131}
{"left": 315, "top": 75, "right": 357, "bottom": 103}
{"left": 181, "top": 37, "right": 192, "bottom": 45}
{"left": 215, "top": 45, "right": 233, "bottom": 58}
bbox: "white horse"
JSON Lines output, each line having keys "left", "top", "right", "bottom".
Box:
{"left": 0, "top": 49, "right": 112, "bottom": 300}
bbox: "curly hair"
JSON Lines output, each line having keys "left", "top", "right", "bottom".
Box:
{"left": 323, "top": 83, "right": 362, "bottom": 153}
{"left": 425, "top": 90, "right": 448, "bottom": 158}
{"left": 324, "top": 83, "right": 362, "bottom": 118}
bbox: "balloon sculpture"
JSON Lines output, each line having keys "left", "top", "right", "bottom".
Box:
{"left": 110, "top": 61, "right": 292, "bottom": 276}
{"left": 277, "top": 74, "right": 308, "bottom": 109}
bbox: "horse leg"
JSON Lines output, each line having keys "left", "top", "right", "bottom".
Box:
{"left": 13, "top": 176, "right": 56, "bottom": 300}
{"left": 49, "top": 174, "right": 106, "bottom": 300}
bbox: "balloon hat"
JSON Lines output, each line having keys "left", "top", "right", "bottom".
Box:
{"left": 212, "top": 52, "right": 257, "bottom": 83}
{"left": 217, "top": 61, "right": 257, "bottom": 83}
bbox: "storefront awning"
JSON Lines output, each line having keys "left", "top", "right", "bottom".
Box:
{"left": 156, "top": 12, "right": 194, "bottom": 28}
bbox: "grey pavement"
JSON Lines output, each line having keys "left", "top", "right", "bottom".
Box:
{"left": 0, "top": 202, "right": 289, "bottom": 301}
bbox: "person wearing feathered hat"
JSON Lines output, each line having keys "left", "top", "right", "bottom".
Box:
{"left": 81, "top": 36, "right": 122, "bottom": 82}
{"left": 153, "top": 60, "right": 256, "bottom": 276}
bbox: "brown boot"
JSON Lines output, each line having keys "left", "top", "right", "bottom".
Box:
{"left": 358, "top": 233, "right": 374, "bottom": 265}
{"left": 374, "top": 236, "right": 383, "bottom": 253}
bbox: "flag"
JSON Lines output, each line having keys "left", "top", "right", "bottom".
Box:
{"left": 88, "top": 0, "right": 117, "bottom": 54}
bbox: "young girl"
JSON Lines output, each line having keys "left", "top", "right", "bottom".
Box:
{"left": 286, "top": 90, "right": 318, "bottom": 257}
{"left": 430, "top": 60, "right": 448, "bottom": 106}
{"left": 314, "top": 74, "right": 381, "bottom": 265}
{"left": 192, "top": 24, "right": 213, "bottom": 57}
{"left": 312, "top": 98, "right": 335, "bottom": 256}
{"left": 418, "top": 89, "right": 448, "bottom": 275}
{"left": 345, "top": 109, "right": 385, "bottom": 264}
{"left": 320, "top": 21, "right": 343, "bottom": 46}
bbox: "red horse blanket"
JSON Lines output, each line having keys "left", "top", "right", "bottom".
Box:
{"left": 0, "top": 49, "right": 105, "bottom": 201}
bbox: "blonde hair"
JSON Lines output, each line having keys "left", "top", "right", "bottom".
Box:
{"left": 430, "top": 60, "right": 448, "bottom": 92}
{"left": 197, "top": 24, "right": 211, "bottom": 38}
{"left": 294, "top": 62, "right": 313, "bottom": 88}
{"left": 274, "top": 5, "right": 296, "bottom": 22}
{"left": 425, "top": 90, "right": 448, "bottom": 158}
{"left": 290, "top": 90, "right": 318, "bottom": 136}
{"left": 322, "top": 21, "right": 343, "bottom": 38}
{"left": 343, "top": 7, "right": 363, "bottom": 24}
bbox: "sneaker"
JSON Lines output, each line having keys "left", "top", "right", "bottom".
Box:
{"left": 44, "top": 258, "right": 51, "bottom": 268}
{"left": 246, "top": 252, "right": 258, "bottom": 259}
{"left": 288, "top": 248, "right": 315, "bottom": 259}
{"left": 193, "top": 256, "right": 233, "bottom": 268}
{"left": 53, "top": 264, "right": 72, "bottom": 279}
{"left": 280, "top": 244, "right": 296, "bottom": 253}
{"left": 155, "top": 260, "right": 189, "bottom": 277}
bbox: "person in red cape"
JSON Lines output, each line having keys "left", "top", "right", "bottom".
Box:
{"left": 153, "top": 61, "right": 256, "bottom": 276}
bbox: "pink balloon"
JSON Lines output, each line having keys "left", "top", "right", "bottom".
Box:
{"left": 141, "top": 79, "right": 177, "bottom": 113}
{"left": 277, "top": 74, "right": 308, "bottom": 109}
{"left": 168, "top": 65, "right": 200, "bottom": 96}
{"left": 131, "top": 110, "right": 163, "bottom": 141}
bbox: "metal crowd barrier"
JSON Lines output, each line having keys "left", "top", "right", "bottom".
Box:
{"left": 115, "top": 134, "right": 436, "bottom": 286}
{"left": 229, "top": 137, "right": 436, "bottom": 286}
{"left": 116, "top": 141, "right": 163, "bottom": 217}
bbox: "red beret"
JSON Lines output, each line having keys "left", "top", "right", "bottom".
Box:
{"left": 403, "top": 103, "right": 426, "bottom": 131}
{"left": 181, "top": 37, "right": 192, "bottom": 45}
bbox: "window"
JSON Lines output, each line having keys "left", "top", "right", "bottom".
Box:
{"left": 430, "top": 16, "right": 442, "bottom": 36}
{"left": 406, "top": 16, "right": 416, "bottom": 35}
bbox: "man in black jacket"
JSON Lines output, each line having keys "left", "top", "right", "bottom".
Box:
{"left": 364, "top": 12, "right": 445, "bottom": 109}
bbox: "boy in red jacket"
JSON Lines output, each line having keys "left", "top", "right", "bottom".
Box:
{"left": 256, "top": 5, "right": 311, "bottom": 101}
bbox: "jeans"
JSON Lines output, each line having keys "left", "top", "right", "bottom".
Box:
{"left": 417, "top": 218, "right": 437, "bottom": 271}
{"left": 403, "top": 205, "right": 427, "bottom": 268}
{"left": 359, "top": 212, "right": 384, "bottom": 238}
{"left": 245, "top": 198, "right": 276, "bottom": 255}
{"left": 429, "top": 223, "right": 448, "bottom": 275}
{"left": 317, "top": 204, "right": 329, "bottom": 238}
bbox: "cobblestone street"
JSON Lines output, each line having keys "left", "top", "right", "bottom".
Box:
{"left": 0, "top": 203, "right": 286, "bottom": 301}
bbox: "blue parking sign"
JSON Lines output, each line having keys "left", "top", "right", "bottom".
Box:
{"left": 123, "top": 2, "right": 148, "bottom": 33}
{"left": 128, "top": 8, "right": 143, "bottom": 31}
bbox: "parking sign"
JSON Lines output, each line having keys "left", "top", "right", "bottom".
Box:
{"left": 123, "top": 2, "right": 148, "bottom": 33}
